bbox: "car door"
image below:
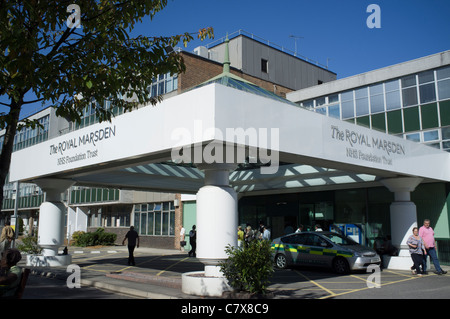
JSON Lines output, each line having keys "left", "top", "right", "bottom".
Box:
{"left": 300, "top": 233, "right": 332, "bottom": 267}
{"left": 280, "top": 234, "right": 303, "bottom": 265}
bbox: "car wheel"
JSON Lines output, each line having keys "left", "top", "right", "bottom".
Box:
{"left": 332, "top": 257, "right": 350, "bottom": 275}
{"left": 275, "top": 254, "right": 288, "bottom": 269}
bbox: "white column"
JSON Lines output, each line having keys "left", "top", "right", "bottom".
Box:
{"left": 182, "top": 163, "right": 237, "bottom": 296}
{"left": 381, "top": 177, "right": 422, "bottom": 269}
{"left": 29, "top": 178, "right": 75, "bottom": 267}
{"left": 196, "top": 163, "right": 238, "bottom": 275}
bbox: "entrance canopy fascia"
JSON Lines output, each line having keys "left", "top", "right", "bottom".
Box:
{"left": 9, "top": 83, "right": 450, "bottom": 194}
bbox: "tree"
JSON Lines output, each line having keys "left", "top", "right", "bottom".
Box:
{"left": 0, "top": 0, "right": 213, "bottom": 212}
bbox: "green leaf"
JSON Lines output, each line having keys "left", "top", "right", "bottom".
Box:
{"left": 86, "top": 80, "right": 93, "bottom": 89}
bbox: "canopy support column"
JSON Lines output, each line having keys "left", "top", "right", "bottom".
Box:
{"left": 27, "top": 178, "right": 75, "bottom": 267}
{"left": 381, "top": 177, "right": 422, "bottom": 270}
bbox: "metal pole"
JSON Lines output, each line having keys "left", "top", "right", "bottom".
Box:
{"left": 12, "top": 181, "right": 19, "bottom": 248}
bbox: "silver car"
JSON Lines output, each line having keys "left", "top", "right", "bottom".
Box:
{"left": 271, "top": 231, "right": 381, "bottom": 274}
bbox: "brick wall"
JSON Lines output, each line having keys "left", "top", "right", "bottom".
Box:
{"left": 178, "top": 52, "right": 293, "bottom": 98}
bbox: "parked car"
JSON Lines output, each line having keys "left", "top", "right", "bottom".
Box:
{"left": 271, "top": 231, "right": 381, "bottom": 274}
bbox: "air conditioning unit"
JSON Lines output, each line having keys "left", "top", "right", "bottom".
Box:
{"left": 194, "top": 46, "right": 208, "bottom": 58}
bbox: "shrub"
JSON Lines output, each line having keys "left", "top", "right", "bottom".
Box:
{"left": 219, "top": 240, "right": 274, "bottom": 294}
{"left": 72, "top": 228, "right": 117, "bottom": 247}
{"left": 17, "top": 234, "right": 42, "bottom": 254}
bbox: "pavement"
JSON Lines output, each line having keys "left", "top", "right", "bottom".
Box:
{"left": 17, "top": 245, "right": 450, "bottom": 300}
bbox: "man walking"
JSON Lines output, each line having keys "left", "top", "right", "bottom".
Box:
{"left": 419, "top": 219, "right": 447, "bottom": 275}
{"left": 188, "top": 225, "right": 196, "bottom": 257}
{"left": 122, "top": 226, "right": 139, "bottom": 266}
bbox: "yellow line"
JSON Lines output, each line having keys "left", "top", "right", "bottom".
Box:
{"left": 294, "top": 270, "right": 336, "bottom": 297}
{"left": 320, "top": 274, "right": 418, "bottom": 299}
{"left": 156, "top": 257, "right": 189, "bottom": 276}
{"left": 350, "top": 274, "right": 381, "bottom": 288}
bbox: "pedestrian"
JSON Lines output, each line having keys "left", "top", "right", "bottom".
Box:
{"left": 407, "top": 227, "right": 426, "bottom": 276}
{"left": 245, "top": 225, "right": 254, "bottom": 246}
{"left": 315, "top": 224, "right": 323, "bottom": 232}
{"left": 122, "top": 226, "right": 139, "bottom": 266}
{"left": 188, "top": 225, "right": 196, "bottom": 257}
{"left": 0, "top": 221, "right": 15, "bottom": 257}
{"left": 259, "top": 221, "right": 265, "bottom": 234}
{"left": 419, "top": 219, "right": 447, "bottom": 275}
{"left": 237, "top": 226, "right": 244, "bottom": 248}
{"left": 262, "top": 225, "right": 271, "bottom": 241}
{"left": 0, "top": 248, "right": 22, "bottom": 298}
{"left": 179, "top": 225, "right": 186, "bottom": 252}
{"left": 295, "top": 224, "right": 303, "bottom": 233}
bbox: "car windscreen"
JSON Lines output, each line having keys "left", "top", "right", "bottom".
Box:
{"left": 322, "top": 233, "right": 358, "bottom": 246}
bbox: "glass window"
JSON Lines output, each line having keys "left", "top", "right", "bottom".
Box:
{"left": 169, "top": 211, "right": 175, "bottom": 236}
{"left": 140, "top": 213, "right": 147, "bottom": 235}
{"left": 301, "top": 100, "right": 314, "bottom": 109}
{"left": 355, "top": 96, "right": 369, "bottom": 116}
{"left": 148, "top": 212, "right": 154, "bottom": 235}
{"left": 370, "top": 94, "right": 385, "bottom": 113}
{"left": 316, "top": 97, "right": 326, "bottom": 106}
{"left": 437, "top": 66, "right": 450, "bottom": 80}
{"left": 401, "top": 75, "right": 416, "bottom": 88}
{"left": 370, "top": 83, "right": 383, "bottom": 95}
{"left": 402, "top": 87, "right": 418, "bottom": 107}
{"left": 405, "top": 133, "right": 420, "bottom": 142}
{"left": 316, "top": 107, "right": 327, "bottom": 115}
{"left": 438, "top": 79, "right": 450, "bottom": 100}
{"left": 418, "top": 70, "right": 435, "bottom": 84}
{"left": 155, "top": 212, "right": 161, "bottom": 235}
{"left": 328, "top": 105, "right": 340, "bottom": 119}
{"left": 328, "top": 94, "right": 339, "bottom": 104}
{"left": 386, "top": 90, "right": 401, "bottom": 110}
{"left": 341, "top": 90, "right": 353, "bottom": 102}
{"left": 423, "top": 130, "right": 439, "bottom": 142}
{"left": 385, "top": 79, "right": 399, "bottom": 91}
{"left": 442, "top": 141, "right": 450, "bottom": 150}
{"left": 419, "top": 83, "right": 436, "bottom": 104}
{"left": 341, "top": 100, "right": 354, "bottom": 119}
{"left": 355, "top": 87, "right": 368, "bottom": 99}
{"left": 442, "top": 126, "right": 450, "bottom": 140}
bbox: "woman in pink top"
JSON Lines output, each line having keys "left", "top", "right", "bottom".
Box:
{"left": 419, "top": 219, "right": 447, "bottom": 275}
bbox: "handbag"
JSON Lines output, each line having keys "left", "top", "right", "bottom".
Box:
{"left": 180, "top": 240, "right": 186, "bottom": 247}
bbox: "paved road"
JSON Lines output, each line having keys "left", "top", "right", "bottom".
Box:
{"left": 17, "top": 246, "right": 450, "bottom": 300}
{"left": 23, "top": 274, "right": 136, "bottom": 299}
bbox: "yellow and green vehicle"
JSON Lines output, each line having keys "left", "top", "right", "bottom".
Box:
{"left": 271, "top": 231, "right": 381, "bottom": 274}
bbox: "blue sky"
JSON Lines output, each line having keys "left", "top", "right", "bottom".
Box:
{"left": 7, "top": 0, "right": 450, "bottom": 118}
{"left": 144, "top": 0, "right": 450, "bottom": 78}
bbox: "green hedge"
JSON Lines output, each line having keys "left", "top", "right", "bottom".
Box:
{"left": 72, "top": 228, "right": 117, "bottom": 247}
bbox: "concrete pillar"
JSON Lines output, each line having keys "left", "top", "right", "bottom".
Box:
{"left": 381, "top": 177, "right": 422, "bottom": 270}
{"left": 182, "top": 163, "right": 237, "bottom": 296}
{"left": 28, "top": 178, "right": 75, "bottom": 267}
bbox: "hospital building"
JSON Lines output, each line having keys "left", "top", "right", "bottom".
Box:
{"left": 1, "top": 30, "right": 450, "bottom": 276}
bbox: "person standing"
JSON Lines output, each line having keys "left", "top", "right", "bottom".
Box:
{"left": 0, "top": 221, "right": 15, "bottom": 257}
{"left": 237, "top": 226, "right": 244, "bottom": 248}
{"left": 407, "top": 227, "right": 426, "bottom": 276}
{"left": 122, "top": 226, "right": 139, "bottom": 266}
{"left": 419, "top": 219, "right": 447, "bottom": 275}
{"left": 262, "top": 226, "right": 271, "bottom": 241}
{"left": 179, "top": 225, "right": 186, "bottom": 252}
{"left": 188, "top": 225, "right": 196, "bottom": 257}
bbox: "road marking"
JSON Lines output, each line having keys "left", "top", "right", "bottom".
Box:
{"left": 156, "top": 257, "right": 190, "bottom": 276}
{"left": 294, "top": 270, "right": 336, "bottom": 297}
